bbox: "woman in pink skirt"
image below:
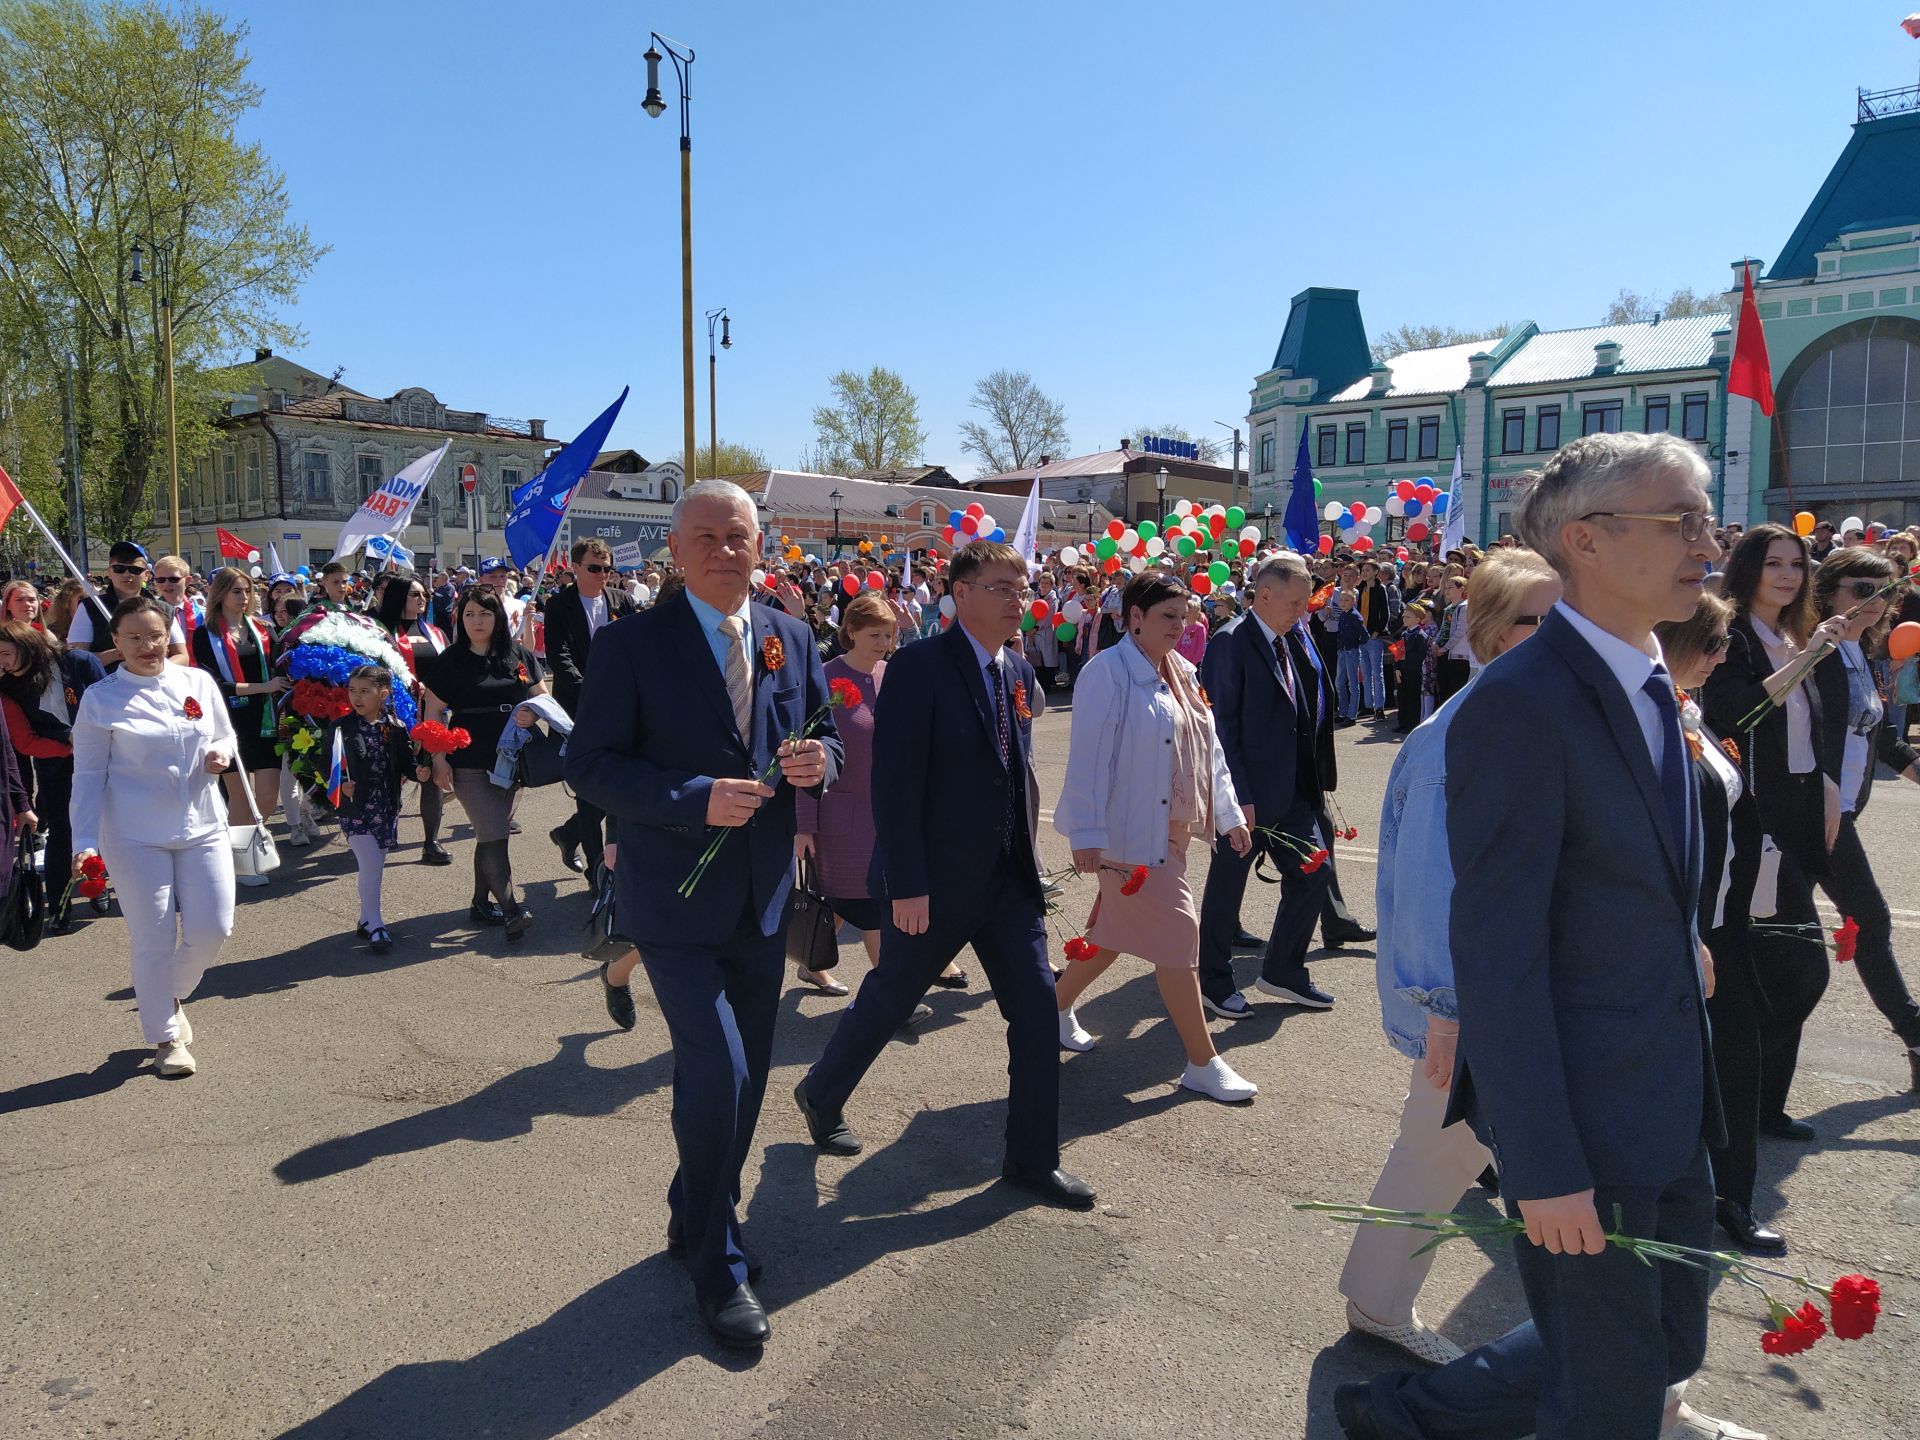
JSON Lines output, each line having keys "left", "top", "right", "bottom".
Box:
{"left": 1051, "top": 571, "right": 1258, "bottom": 1102}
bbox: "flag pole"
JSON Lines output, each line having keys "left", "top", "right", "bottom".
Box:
{"left": 19, "top": 495, "right": 100, "bottom": 600}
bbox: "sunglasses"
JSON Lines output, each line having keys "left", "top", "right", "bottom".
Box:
{"left": 110, "top": 563, "right": 147, "bottom": 576}
{"left": 1701, "top": 632, "right": 1731, "bottom": 655}
{"left": 582, "top": 563, "right": 612, "bottom": 575}
{"left": 1836, "top": 578, "right": 1887, "bottom": 601}
{"left": 153, "top": 574, "right": 186, "bottom": 585}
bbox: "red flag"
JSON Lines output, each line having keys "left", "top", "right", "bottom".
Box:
{"left": 0, "top": 465, "right": 22, "bottom": 533}
{"left": 1728, "top": 263, "right": 1774, "bottom": 417}
{"left": 216, "top": 526, "right": 252, "bottom": 560}
{"left": 1903, "top": 14, "right": 1920, "bottom": 39}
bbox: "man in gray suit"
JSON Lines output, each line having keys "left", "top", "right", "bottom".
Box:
{"left": 1337, "top": 432, "right": 1759, "bottom": 1440}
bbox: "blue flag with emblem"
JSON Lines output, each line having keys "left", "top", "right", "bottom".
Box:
{"left": 1283, "top": 425, "right": 1320, "bottom": 554}
{"left": 504, "top": 386, "right": 629, "bottom": 569}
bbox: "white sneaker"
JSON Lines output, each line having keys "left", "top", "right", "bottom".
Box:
{"left": 154, "top": 1040, "right": 197, "bottom": 1077}
{"left": 171, "top": 1004, "right": 192, "bottom": 1047}
{"left": 235, "top": 871, "right": 269, "bottom": 888}
{"left": 1663, "top": 1405, "right": 1766, "bottom": 1440}
{"left": 1180, "top": 1056, "right": 1257, "bottom": 1102}
{"left": 1058, "top": 1008, "right": 1095, "bottom": 1052}
{"left": 286, "top": 826, "right": 313, "bottom": 848}
{"left": 1345, "top": 1300, "right": 1464, "bottom": 1366}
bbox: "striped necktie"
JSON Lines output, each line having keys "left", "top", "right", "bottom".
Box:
{"left": 720, "top": 615, "right": 753, "bottom": 743}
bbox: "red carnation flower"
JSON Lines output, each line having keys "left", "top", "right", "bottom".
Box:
{"left": 828, "top": 676, "right": 863, "bottom": 710}
{"left": 77, "top": 876, "right": 107, "bottom": 900}
{"left": 1760, "top": 1300, "right": 1826, "bottom": 1357}
{"left": 1119, "top": 865, "right": 1147, "bottom": 896}
{"left": 182, "top": 696, "right": 203, "bottom": 721}
{"left": 80, "top": 855, "right": 107, "bottom": 879}
{"left": 1063, "top": 936, "right": 1098, "bottom": 962}
{"left": 1833, "top": 917, "right": 1859, "bottom": 965}
{"left": 1828, "top": 1274, "right": 1881, "bottom": 1340}
{"left": 1343, "top": 827, "right": 1359, "bottom": 841}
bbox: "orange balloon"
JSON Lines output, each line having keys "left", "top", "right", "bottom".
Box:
{"left": 1889, "top": 621, "right": 1920, "bottom": 662}
{"left": 1792, "top": 511, "right": 1816, "bottom": 537}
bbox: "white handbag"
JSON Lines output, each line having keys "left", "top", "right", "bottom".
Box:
{"left": 228, "top": 745, "right": 282, "bottom": 878}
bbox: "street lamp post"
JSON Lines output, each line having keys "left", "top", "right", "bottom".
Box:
{"left": 129, "top": 237, "right": 181, "bottom": 556}
{"left": 829, "top": 488, "right": 843, "bottom": 561}
{"left": 1155, "top": 466, "right": 1168, "bottom": 530}
{"left": 642, "top": 34, "right": 698, "bottom": 484}
{"left": 1264, "top": 502, "right": 1274, "bottom": 545}
{"left": 705, "top": 307, "right": 730, "bottom": 477}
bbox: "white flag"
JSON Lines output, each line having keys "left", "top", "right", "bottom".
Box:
{"left": 267, "top": 541, "right": 286, "bottom": 577}
{"left": 1439, "top": 447, "right": 1467, "bottom": 556}
{"left": 333, "top": 440, "right": 451, "bottom": 559}
{"left": 1009, "top": 467, "right": 1042, "bottom": 574}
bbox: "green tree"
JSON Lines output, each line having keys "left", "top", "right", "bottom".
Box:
{"left": 811, "top": 366, "right": 925, "bottom": 473}
{"left": 1127, "top": 423, "right": 1222, "bottom": 464}
{"left": 1602, "top": 287, "right": 1728, "bottom": 325}
{"left": 0, "top": 0, "right": 324, "bottom": 545}
{"left": 676, "top": 438, "right": 770, "bottom": 478}
{"left": 958, "top": 369, "right": 1069, "bottom": 474}
{"left": 1370, "top": 322, "right": 1512, "bottom": 364}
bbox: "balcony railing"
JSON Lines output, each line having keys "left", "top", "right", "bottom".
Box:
{"left": 1858, "top": 83, "right": 1920, "bottom": 123}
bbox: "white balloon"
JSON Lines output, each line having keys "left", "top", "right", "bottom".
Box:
{"left": 1059, "top": 545, "right": 1079, "bottom": 567}
{"left": 1364, "top": 506, "right": 1383, "bottom": 527}
{"left": 1385, "top": 496, "right": 1406, "bottom": 518}
{"left": 246, "top": 549, "right": 261, "bottom": 564}
{"left": 1324, "top": 501, "right": 1345, "bottom": 522}
{"left": 1118, "top": 528, "right": 1138, "bottom": 552}
{"left": 249, "top": 565, "right": 263, "bottom": 579}
{"left": 1841, "top": 515, "right": 1865, "bottom": 533}
{"left": 1063, "top": 598, "right": 1086, "bottom": 622}
{"left": 1145, "top": 535, "right": 1165, "bottom": 556}
{"left": 1127, "top": 553, "right": 1148, "bottom": 573}
{"left": 750, "top": 568, "right": 767, "bottom": 587}
{"left": 1354, "top": 521, "right": 1372, "bottom": 537}
{"left": 1239, "top": 525, "right": 1260, "bottom": 543}
{"left": 939, "top": 595, "right": 957, "bottom": 618}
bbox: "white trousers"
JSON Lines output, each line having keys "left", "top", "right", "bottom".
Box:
{"left": 1338, "top": 1059, "right": 1495, "bottom": 1326}
{"left": 102, "top": 832, "right": 235, "bottom": 1045}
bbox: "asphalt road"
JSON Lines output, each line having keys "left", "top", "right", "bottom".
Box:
{"left": 4, "top": 692, "right": 1916, "bottom": 1439}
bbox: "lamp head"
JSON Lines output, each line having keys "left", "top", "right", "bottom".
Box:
{"left": 641, "top": 45, "right": 666, "bottom": 119}
{"left": 720, "top": 314, "right": 731, "bottom": 349}
{"left": 129, "top": 242, "right": 145, "bottom": 285}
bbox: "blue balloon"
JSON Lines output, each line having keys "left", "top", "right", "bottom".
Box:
{"left": 1418, "top": 476, "right": 1433, "bottom": 486}
{"left": 1336, "top": 511, "right": 1355, "bottom": 528}
{"left": 1432, "top": 493, "right": 1450, "bottom": 516}
{"left": 989, "top": 527, "right": 1006, "bottom": 543}
{"left": 948, "top": 510, "right": 965, "bottom": 528}
{"left": 296, "top": 565, "right": 311, "bottom": 576}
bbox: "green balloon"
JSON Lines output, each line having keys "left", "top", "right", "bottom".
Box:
{"left": 1095, "top": 536, "right": 1118, "bottom": 559}
{"left": 1054, "top": 620, "right": 1078, "bottom": 642}
{"left": 1176, "top": 534, "right": 1197, "bottom": 556}
{"left": 1020, "top": 613, "right": 1036, "bottom": 632}
{"left": 1313, "top": 478, "right": 1323, "bottom": 498}
{"left": 1226, "top": 506, "right": 1246, "bottom": 529}
{"left": 1136, "top": 519, "right": 1159, "bottom": 541}
{"left": 1208, "top": 560, "right": 1230, "bottom": 585}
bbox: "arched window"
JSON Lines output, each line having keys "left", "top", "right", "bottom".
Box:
{"left": 1773, "top": 316, "right": 1920, "bottom": 494}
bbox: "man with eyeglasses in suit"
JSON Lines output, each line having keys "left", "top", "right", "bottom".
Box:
{"left": 545, "top": 537, "right": 636, "bottom": 880}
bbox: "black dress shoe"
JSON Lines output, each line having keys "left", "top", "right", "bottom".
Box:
{"left": 699, "top": 1283, "right": 770, "bottom": 1349}
{"left": 1476, "top": 1164, "right": 1501, "bottom": 1195}
{"left": 1000, "top": 1159, "right": 1096, "bottom": 1210}
{"left": 420, "top": 842, "right": 452, "bottom": 866}
{"left": 1233, "top": 927, "right": 1264, "bottom": 949}
{"left": 600, "top": 961, "right": 636, "bottom": 1031}
{"left": 549, "top": 824, "right": 585, "bottom": 873}
{"left": 667, "top": 1227, "right": 762, "bottom": 1282}
{"left": 504, "top": 906, "right": 535, "bottom": 941}
{"left": 794, "top": 1080, "right": 862, "bottom": 1155}
{"left": 931, "top": 968, "right": 969, "bottom": 989}
{"left": 470, "top": 901, "right": 506, "bottom": 927}
{"left": 1760, "top": 1113, "right": 1816, "bottom": 1142}
{"left": 1323, "top": 924, "right": 1377, "bottom": 948}
{"left": 1333, "top": 1381, "right": 1387, "bottom": 1439}
{"left": 1716, "top": 1199, "right": 1788, "bottom": 1256}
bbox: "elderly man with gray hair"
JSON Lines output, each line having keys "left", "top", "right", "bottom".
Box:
{"left": 1337, "top": 432, "right": 1764, "bottom": 1440}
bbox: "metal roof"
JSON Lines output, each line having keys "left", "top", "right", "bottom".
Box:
{"left": 1774, "top": 107, "right": 1920, "bottom": 280}
{"left": 1326, "top": 338, "right": 1489, "bottom": 402}
{"left": 1487, "top": 313, "right": 1725, "bottom": 388}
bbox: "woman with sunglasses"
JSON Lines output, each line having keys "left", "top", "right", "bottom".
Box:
{"left": 1702, "top": 524, "right": 1853, "bottom": 1144}
{"left": 1809, "top": 548, "right": 1920, "bottom": 1092}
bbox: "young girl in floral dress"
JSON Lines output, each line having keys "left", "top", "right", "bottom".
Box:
{"left": 332, "top": 664, "right": 420, "bottom": 954}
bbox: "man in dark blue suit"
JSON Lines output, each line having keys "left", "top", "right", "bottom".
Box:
{"left": 1197, "top": 553, "right": 1337, "bottom": 1016}
{"left": 796, "top": 540, "right": 1094, "bottom": 1209}
{"left": 567, "top": 480, "right": 842, "bottom": 1350}
{"left": 1337, "top": 433, "right": 1740, "bottom": 1440}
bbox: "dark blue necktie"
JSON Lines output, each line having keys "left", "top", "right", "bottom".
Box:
{"left": 1641, "top": 670, "right": 1690, "bottom": 859}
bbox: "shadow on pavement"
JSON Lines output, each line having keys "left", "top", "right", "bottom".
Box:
{"left": 1751, "top": 1088, "right": 1920, "bottom": 1222}
{"left": 0, "top": 1047, "right": 150, "bottom": 1116}
{"left": 273, "top": 1032, "right": 671, "bottom": 1184}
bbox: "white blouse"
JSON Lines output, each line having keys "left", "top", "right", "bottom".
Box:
{"left": 70, "top": 665, "right": 236, "bottom": 856}
{"left": 1751, "top": 618, "right": 1817, "bottom": 774}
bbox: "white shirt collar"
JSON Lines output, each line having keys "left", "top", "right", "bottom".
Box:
{"left": 1553, "top": 600, "right": 1667, "bottom": 695}
{"left": 1251, "top": 612, "right": 1282, "bottom": 649}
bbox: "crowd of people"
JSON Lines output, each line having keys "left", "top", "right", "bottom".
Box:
{"left": 6, "top": 446, "right": 1916, "bottom": 1436}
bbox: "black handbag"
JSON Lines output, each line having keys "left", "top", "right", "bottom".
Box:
{"left": 580, "top": 865, "right": 630, "bottom": 965}
{"left": 2, "top": 831, "right": 44, "bottom": 952}
{"left": 514, "top": 727, "right": 569, "bottom": 788}
{"left": 784, "top": 854, "right": 840, "bottom": 974}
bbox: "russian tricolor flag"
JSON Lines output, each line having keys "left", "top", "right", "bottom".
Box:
{"left": 326, "top": 726, "right": 346, "bottom": 809}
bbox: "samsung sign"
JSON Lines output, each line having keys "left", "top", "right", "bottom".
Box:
{"left": 1139, "top": 434, "right": 1200, "bottom": 461}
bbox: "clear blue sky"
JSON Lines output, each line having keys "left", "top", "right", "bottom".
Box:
{"left": 232, "top": 0, "right": 1918, "bottom": 473}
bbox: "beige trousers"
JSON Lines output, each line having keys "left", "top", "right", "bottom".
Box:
{"left": 1337, "top": 1060, "right": 1495, "bottom": 1326}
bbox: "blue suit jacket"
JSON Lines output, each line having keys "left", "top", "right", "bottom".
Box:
{"left": 565, "top": 591, "right": 842, "bottom": 948}
{"left": 1202, "top": 614, "right": 1319, "bottom": 834}
{"left": 867, "top": 624, "right": 1041, "bottom": 909}
{"left": 1441, "top": 608, "right": 1725, "bottom": 1200}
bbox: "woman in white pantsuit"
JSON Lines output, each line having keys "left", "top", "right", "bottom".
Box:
{"left": 71, "top": 597, "right": 238, "bottom": 1078}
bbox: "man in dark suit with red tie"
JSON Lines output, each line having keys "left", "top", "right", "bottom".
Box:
{"left": 796, "top": 540, "right": 1093, "bottom": 1210}
{"left": 567, "top": 482, "right": 842, "bottom": 1350}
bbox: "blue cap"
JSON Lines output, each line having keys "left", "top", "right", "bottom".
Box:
{"left": 479, "top": 557, "right": 509, "bottom": 574}
{"left": 267, "top": 573, "right": 295, "bottom": 587}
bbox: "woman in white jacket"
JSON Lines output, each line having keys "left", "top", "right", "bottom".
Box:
{"left": 71, "top": 597, "right": 238, "bottom": 1078}
{"left": 1052, "top": 571, "right": 1258, "bottom": 1103}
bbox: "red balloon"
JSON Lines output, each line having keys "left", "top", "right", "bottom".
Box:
{"left": 1353, "top": 536, "right": 1375, "bottom": 552}
{"left": 1031, "top": 599, "right": 1051, "bottom": 621}
{"left": 1414, "top": 484, "right": 1436, "bottom": 504}
{"left": 1102, "top": 554, "right": 1122, "bottom": 574}
{"left": 1191, "top": 571, "right": 1213, "bottom": 595}
{"left": 1107, "top": 519, "right": 1126, "bottom": 540}
{"left": 1406, "top": 522, "right": 1429, "bottom": 541}
{"left": 1396, "top": 547, "right": 1410, "bottom": 561}
{"left": 1209, "top": 513, "right": 1227, "bottom": 538}
{"left": 966, "top": 502, "right": 986, "bottom": 518}
{"left": 1396, "top": 480, "right": 1416, "bottom": 501}
{"left": 1238, "top": 538, "right": 1255, "bottom": 557}
{"left": 866, "top": 570, "right": 885, "bottom": 590}
{"left": 1317, "top": 535, "right": 1335, "bottom": 555}
{"left": 1349, "top": 501, "right": 1367, "bottom": 520}
{"left": 841, "top": 574, "right": 859, "bottom": 595}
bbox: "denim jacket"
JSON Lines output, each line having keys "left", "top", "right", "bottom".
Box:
{"left": 1374, "top": 674, "right": 1477, "bottom": 1058}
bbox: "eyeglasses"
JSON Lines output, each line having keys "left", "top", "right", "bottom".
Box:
{"left": 1702, "top": 632, "right": 1731, "bottom": 655}
{"left": 153, "top": 574, "right": 186, "bottom": 585}
{"left": 1579, "top": 510, "right": 1719, "bottom": 542}
{"left": 967, "top": 582, "right": 1035, "bottom": 602}
{"left": 582, "top": 563, "right": 612, "bottom": 574}
{"left": 110, "top": 563, "right": 146, "bottom": 576}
